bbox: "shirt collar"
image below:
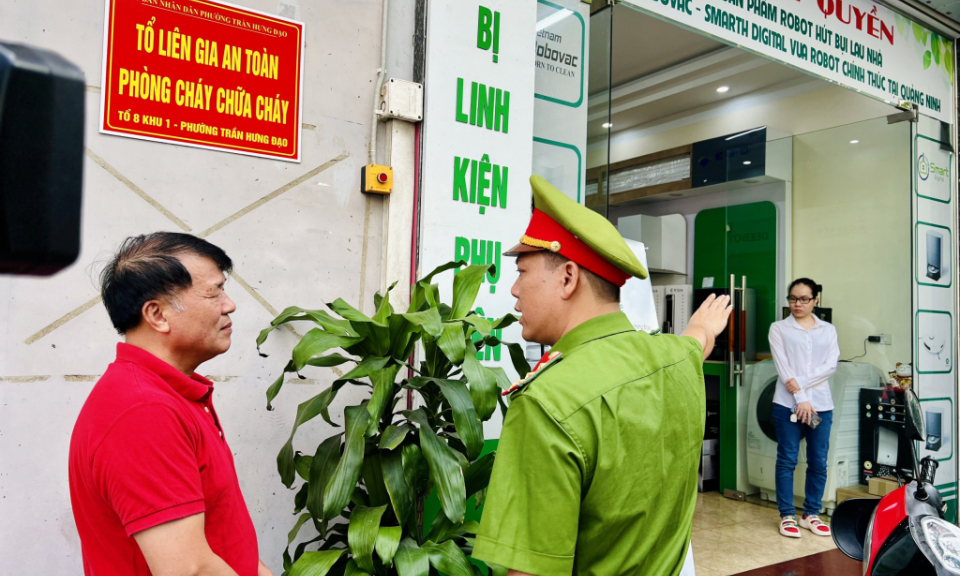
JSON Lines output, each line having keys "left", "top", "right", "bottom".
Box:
{"left": 115, "top": 343, "right": 213, "bottom": 402}
{"left": 786, "top": 314, "right": 825, "bottom": 330}
{"left": 551, "top": 312, "right": 635, "bottom": 354}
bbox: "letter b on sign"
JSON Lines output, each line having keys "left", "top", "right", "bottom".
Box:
{"left": 477, "top": 5, "right": 501, "bottom": 63}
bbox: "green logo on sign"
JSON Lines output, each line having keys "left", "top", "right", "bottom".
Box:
{"left": 477, "top": 5, "right": 501, "bottom": 63}
{"left": 919, "top": 153, "right": 930, "bottom": 181}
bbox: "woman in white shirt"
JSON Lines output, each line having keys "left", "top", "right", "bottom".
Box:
{"left": 768, "top": 278, "right": 839, "bottom": 540}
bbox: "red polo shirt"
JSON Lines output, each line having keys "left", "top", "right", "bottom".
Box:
{"left": 69, "top": 343, "right": 258, "bottom": 576}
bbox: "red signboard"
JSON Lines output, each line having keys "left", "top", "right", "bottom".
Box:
{"left": 99, "top": 0, "right": 304, "bottom": 161}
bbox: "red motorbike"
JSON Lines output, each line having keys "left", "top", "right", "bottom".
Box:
{"left": 832, "top": 388, "right": 960, "bottom": 575}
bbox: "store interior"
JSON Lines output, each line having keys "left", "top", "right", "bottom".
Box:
{"left": 581, "top": 3, "right": 940, "bottom": 572}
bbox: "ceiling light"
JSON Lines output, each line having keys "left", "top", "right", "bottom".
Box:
{"left": 743, "top": 161, "right": 751, "bottom": 165}
{"left": 717, "top": 86, "right": 730, "bottom": 93}
{"left": 850, "top": 140, "right": 859, "bottom": 144}
{"left": 602, "top": 122, "right": 613, "bottom": 129}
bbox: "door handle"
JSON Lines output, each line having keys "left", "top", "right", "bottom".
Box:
{"left": 728, "top": 274, "right": 746, "bottom": 387}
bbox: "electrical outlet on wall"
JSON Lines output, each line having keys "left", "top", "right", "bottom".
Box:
{"left": 880, "top": 334, "right": 892, "bottom": 345}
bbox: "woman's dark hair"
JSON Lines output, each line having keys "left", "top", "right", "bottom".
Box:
{"left": 788, "top": 277, "right": 821, "bottom": 298}
{"left": 100, "top": 232, "right": 233, "bottom": 334}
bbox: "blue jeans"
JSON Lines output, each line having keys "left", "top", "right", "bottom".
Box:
{"left": 772, "top": 404, "right": 833, "bottom": 517}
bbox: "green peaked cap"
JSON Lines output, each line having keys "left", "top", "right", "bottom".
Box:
{"left": 523, "top": 175, "right": 648, "bottom": 280}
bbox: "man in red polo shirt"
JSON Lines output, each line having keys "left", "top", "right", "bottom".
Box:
{"left": 69, "top": 232, "right": 272, "bottom": 576}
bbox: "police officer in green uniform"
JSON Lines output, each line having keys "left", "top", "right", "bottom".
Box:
{"left": 472, "top": 176, "right": 732, "bottom": 576}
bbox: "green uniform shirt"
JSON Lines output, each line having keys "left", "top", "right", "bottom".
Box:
{"left": 473, "top": 312, "right": 705, "bottom": 576}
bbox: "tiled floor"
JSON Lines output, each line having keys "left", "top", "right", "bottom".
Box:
{"left": 692, "top": 491, "right": 837, "bottom": 576}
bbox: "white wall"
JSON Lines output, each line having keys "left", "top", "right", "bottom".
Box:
{"left": 792, "top": 117, "right": 913, "bottom": 372}
{"left": 0, "top": 1, "right": 390, "bottom": 574}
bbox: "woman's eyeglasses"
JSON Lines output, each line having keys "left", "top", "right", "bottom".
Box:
{"left": 787, "top": 296, "right": 815, "bottom": 304}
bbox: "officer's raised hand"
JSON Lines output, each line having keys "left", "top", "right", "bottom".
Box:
{"left": 682, "top": 294, "right": 733, "bottom": 360}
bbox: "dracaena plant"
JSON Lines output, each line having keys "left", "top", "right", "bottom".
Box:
{"left": 257, "top": 261, "right": 530, "bottom": 576}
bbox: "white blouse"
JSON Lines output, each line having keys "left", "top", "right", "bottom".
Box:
{"left": 768, "top": 315, "right": 840, "bottom": 412}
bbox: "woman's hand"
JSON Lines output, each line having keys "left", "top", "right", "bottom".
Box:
{"left": 795, "top": 401, "right": 817, "bottom": 425}
{"left": 785, "top": 378, "right": 801, "bottom": 394}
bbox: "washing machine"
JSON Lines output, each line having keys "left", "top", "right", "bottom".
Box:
{"left": 745, "top": 360, "right": 883, "bottom": 514}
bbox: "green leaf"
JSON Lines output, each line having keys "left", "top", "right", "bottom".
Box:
{"left": 506, "top": 342, "right": 531, "bottom": 378}
{"left": 462, "top": 342, "right": 498, "bottom": 421}
{"left": 932, "top": 34, "right": 942, "bottom": 64}
{"left": 257, "top": 306, "right": 357, "bottom": 356}
{"left": 351, "top": 320, "right": 392, "bottom": 358}
{"left": 459, "top": 520, "right": 481, "bottom": 535}
{"left": 307, "top": 434, "right": 342, "bottom": 522}
{"left": 474, "top": 487, "right": 488, "bottom": 509}
{"left": 388, "top": 314, "right": 415, "bottom": 360}
{"left": 286, "top": 512, "right": 312, "bottom": 549}
{"left": 257, "top": 306, "right": 359, "bottom": 353}
{"left": 379, "top": 424, "right": 414, "bottom": 450}
{"left": 488, "top": 367, "right": 512, "bottom": 391}
{"left": 295, "top": 453, "right": 313, "bottom": 482}
{"left": 328, "top": 298, "right": 388, "bottom": 327}
{"left": 323, "top": 404, "right": 372, "bottom": 519}
{"left": 292, "top": 329, "right": 365, "bottom": 371}
{"left": 339, "top": 356, "right": 390, "bottom": 381}
{"left": 343, "top": 559, "right": 368, "bottom": 576}
{"left": 488, "top": 562, "right": 509, "bottom": 576}
{"left": 491, "top": 313, "right": 519, "bottom": 330}
{"left": 293, "top": 481, "right": 309, "bottom": 513}
{"left": 462, "top": 315, "right": 493, "bottom": 337}
{"left": 395, "top": 538, "right": 430, "bottom": 576}
{"left": 914, "top": 21, "right": 929, "bottom": 45}
{"left": 925, "top": 50, "right": 933, "bottom": 69}
{"left": 306, "top": 354, "right": 355, "bottom": 368}
{"left": 360, "top": 452, "right": 390, "bottom": 507}
{"left": 945, "top": 42, "right": 955, "bottom": 83}
{"left": 278, "top": 382, "right": 349, "bottom": 488}
{"left": 450, "top": 264, "right": 491, "bottom": 319}
{"left": 266, "top": 360, "right": 295, "bottom": 410}
{"left": 422, "top": 540, "right": 474, "bottom": 576}
{"left": 434, "top": 379, "right": 483, "bottom": 460}
{"left": 401, "top": 443, "right": 430, "bottom": 498}
{"left": 437, "top": 323, "right": 467, "bottom": 364}
{"left": 367, "top": 365, "right": 401, "bottom": 436}
{"left": 347, "top": 505, "right": 387, "bottom": 573}
{"left": 381, "top": 448, "right": 415, "bottom": 528}
{"left": 375, "top": 526, "right": 402, "bottom": 566}
{"left": 464, "top": 451, "right": 495, "bottom": 497}
{"left": 426, "top": 514, "right": 462, "bottom": 543}
{"left": 372, "top": 283, "right": 397, "bottom": 326}
{"left": 404, "top": 409, "right": 466, "bottom": 523}
{"left": 401, "top": 308, "right": 444, "bottom": 338}
{"left": 289, "top": 550, "right": 346, "bottom": 576}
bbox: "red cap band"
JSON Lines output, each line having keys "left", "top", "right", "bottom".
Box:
{"left": 522, "top": 209, "right": 630, "bottom": 287}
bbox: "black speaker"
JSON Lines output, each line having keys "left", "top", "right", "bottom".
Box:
{"left": 0, "top": 42, "right": 84, "bottom": 275}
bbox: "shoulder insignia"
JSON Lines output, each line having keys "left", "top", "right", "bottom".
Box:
{"left": 502, "top": 350, "right": 563, "bottom": 396}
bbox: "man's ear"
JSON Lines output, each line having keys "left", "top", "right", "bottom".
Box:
{"left": 560, "top": 261, "right": 582, "bottom": 301}
{"left": 141, "top": 300, "right": 172, "bottom": 334}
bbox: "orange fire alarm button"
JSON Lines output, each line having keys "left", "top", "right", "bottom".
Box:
{"left": 362, "top": 164, "right": 393, "bottom": 194}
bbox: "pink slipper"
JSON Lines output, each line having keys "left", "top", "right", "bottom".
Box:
{"left": 780, "top": 516, "right": 801, "bottom": 538}
{"left": 799, "top": 514, "right": 831, "bottom": 536}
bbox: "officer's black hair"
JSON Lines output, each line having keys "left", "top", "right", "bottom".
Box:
{"left": 788, "top": 277, "right": 821, "bottom": 299}
{"left": 100, "top": 232, "right": 233, "bottom": 335}
{"left": 541, "top": 252, "right": 620, "bottom": 303}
